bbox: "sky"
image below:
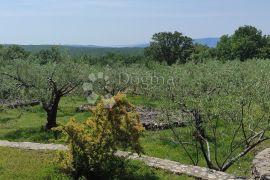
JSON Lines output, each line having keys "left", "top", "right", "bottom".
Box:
{"left": 0, "top": 0, "right": 269, "bottom": 46}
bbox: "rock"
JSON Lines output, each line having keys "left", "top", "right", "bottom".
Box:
{"left": 252, "top": 148, "right": 270, "bottom": 179}
{"left": 76, "top": 104, "right": 95, "bottom": 112}
{"left": 76, "top": 104, "right": 185, "bottom": 130}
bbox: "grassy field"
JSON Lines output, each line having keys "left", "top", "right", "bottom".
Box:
{"left": 0, "top": 96, "right": 160, "bottom": 143}
{"left": 0, "top": 96, "right": 269, "bottom": 178}
{"left": 0, "top": 147, "right": 69, "bottom": 179}
{"left": 0, "top": 147, "right": 192, "bottom": 180}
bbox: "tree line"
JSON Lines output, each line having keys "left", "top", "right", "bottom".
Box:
{"left": 145, "top": 25, "right": 270, "bottom": 64}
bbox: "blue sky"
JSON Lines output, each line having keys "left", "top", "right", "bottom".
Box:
{"left": 0, "top": 0, "right": 269, "bottom": 45}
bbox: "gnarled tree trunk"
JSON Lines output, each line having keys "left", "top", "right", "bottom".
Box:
{"left": 43, "top": 94, "right": 61, "bottom": 129}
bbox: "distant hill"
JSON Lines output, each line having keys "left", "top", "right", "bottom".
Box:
{"left": 17, "top": 45, "right": 144, "bottom": 57}
{"left": 128, "top": 43, "right": 149, "bottom": 48}
{"left": 193, "top": 38, "right": 220, "bottom": 48}
{"left": 3, "top": 37, "right": 219, "bottom": 57}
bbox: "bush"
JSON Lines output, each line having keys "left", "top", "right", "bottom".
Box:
{"left": 56, "top": 93, "right": 144, "bottom": 179}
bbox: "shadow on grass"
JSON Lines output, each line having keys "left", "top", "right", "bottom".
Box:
{"left": 122, "top": 160, "right": 160, "bottom": 180}
{"left": 3, "top": 127, "right": 62, "bottom": 143}
{"left": 0, "top": 113, "right": 22, "bottom": 124}
{"left": 0, "top": 117, "right": 17, "bottom": 124}
{"left": 68, "top": 159, "right": 161, "bottom": 180}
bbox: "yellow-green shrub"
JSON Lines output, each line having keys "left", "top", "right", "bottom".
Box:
{"left": 57, "top": 93, "right": 144, "bottom": 179}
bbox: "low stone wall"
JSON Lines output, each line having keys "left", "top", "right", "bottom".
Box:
{"left": 252, "top": 148, "right": 270, "bottom": 180}
{"left": 76, "top": 104, "right": 185, "bottom": 130}
{"left": 136, "top": 107, "right": 185, "bottom": 130}
{"left": 0, "top": 140, "right": 67, "bottom": 151}
{"left": 0, "top": 140, "right": 241, "bottom": 180}
{"left": 116, "top": 151, "right": 243, "bottom": 180}
{"left": 0, "top": 99, "right": 40, "bottom": 109}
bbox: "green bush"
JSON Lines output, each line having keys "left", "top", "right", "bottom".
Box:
{"left": 56, "top": 93, "right": 144, "bottom": 179}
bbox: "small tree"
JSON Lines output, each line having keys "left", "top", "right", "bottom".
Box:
{"left": 56, "top": 93, "right": 144, "bottom": 179}
{"left": 145, "top": 31, "right": 194, "bottom": 65}
{"left": 1, "top": 60, "right": 88, "bottom": 129}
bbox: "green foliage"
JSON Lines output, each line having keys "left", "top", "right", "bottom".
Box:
{"left": 138, "top": 60, "right": 270, "bottom": 171}
{"left": 21, "top": 45, "right": 144, "bottom": 57}
{"left": 36, "top": 46, "right": 63, "bottom": 64}
{"left": 1, "top": 45, "right": 30, "bottom": 61}
{"left": 3, "top": 59, "right": 85, "bottom": 101}
{"left": 145, "top": 31, "right": 194, "bottom": 65}
{"left": 258, "top": 35, "right": 270, "bottom": 59}
{"left": 56, "top": 93, "right": 144, "bottom": 179}
{"left": 232, "top": 26, "right": 264, "bottom": 61}
{"left": 216, "top": 35, "right": 233, "bottom": 60}
{"left": 79, "top": 53, "right": 145, "bottom": 66}
{"left": 1, "top": 59, "right": 89, "bottom": 128}
{"left": 190, "top": 44, "right": 213, "bottom": 63}
{"left": 216, "top": 25, "right": 269, "bottom": 61}
{"left": 0, "top": 44, "right": 145, "bottom": 66}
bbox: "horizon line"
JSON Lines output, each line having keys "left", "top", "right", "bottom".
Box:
{"left": 0, "top": 37, "right": 220, "bottom": 47}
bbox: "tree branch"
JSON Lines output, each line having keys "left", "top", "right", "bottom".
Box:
{"left": 221, "top": 136, "right": 270, "bottom": 171}
{"left": 1, "top": 72, "right": 36, "bottom": 89}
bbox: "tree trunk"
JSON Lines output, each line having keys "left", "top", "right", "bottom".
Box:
{"left": 45, "top": 96, "right": 61, "bottom": 129}
{"left": 193, "top": 110, "right": 218, "bottom": 170}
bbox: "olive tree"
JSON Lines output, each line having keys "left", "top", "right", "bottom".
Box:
{"left": 141, "top": 61, "right": 270, "bottom": 172}
{"left": 1, "top": 60, "right": 89, "bottom": 129}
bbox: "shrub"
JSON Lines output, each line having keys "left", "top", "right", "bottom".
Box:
{"left": 56, "top": 93, "right": 144, "bottom": 179}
